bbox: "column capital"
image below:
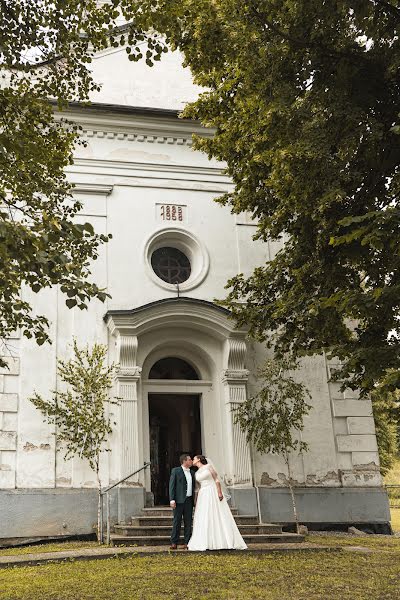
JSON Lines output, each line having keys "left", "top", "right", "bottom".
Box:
{"left": 221, "top": 369, "right": 249, "bottom": 384}
{"left": 115, "top": 365, "right": 142, "bottom": 384}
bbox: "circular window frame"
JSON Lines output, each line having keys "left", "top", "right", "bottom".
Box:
{"left": 144, "top": 227, "right": 209, "bottom": 292}
{"left": 151, "top": 246, "right": 192, "bottom": 285}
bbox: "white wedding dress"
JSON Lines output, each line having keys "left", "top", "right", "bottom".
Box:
{"left": 188, "top": 464, "right": 247, "bottom": 551}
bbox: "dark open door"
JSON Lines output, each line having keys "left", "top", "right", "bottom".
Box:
{"left": 149, "top": 393, "right": 201, "bottom": 505}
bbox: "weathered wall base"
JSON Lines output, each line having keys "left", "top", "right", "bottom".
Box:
{"left": 0, "top": 486, "right": 391, "bottom": 539}
{"left": 0, "top": 487, "right": 146, "bottom": 540}
{"left": 259, "top": 486, "right": 391, "bottom": 532}
{"left": 227, "top": 486, "right": 258, "bottom": 516}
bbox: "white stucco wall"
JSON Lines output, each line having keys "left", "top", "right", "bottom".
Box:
{"left": 0, "top": 48, "right": 382, "bottom": 501}
{"left": 90, "top": 46, "right": 202, "bottom": 110}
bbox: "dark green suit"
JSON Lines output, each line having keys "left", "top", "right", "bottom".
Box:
{"left": 169, "top": 466, "right": 196, "bottom": 544}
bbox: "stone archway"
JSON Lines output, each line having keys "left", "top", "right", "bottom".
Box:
{"left": 105, "top": 297, "right": 253, "bottom": 492}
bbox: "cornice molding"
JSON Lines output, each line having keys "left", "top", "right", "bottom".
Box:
{"left": 59, "top": 108, "right": 212, "bottom": 144}
{"left": 69, "top": 159, "right": 231, "bottom": 193}
{"left": 105, "top": 297, "right": 247, "bottom": 341}
{"left": 71, "top": 157, "right": 229, "bottom": 179}
{"left": 73, "top": 183, "right": 114, "bottom": 195}
{"left": 83, "top": 128, "right": 193, "bottom": 146}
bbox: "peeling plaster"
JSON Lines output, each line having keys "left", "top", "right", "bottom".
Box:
{"left": 277, "top": 472, "right": 302, "bottom": 486}
{"left": 341, "top": 470, "right": 379, "bottom": 483}
{"left": 353, "top": 461, "right": 380, "bottom": 472}
{"left": 306, "top": 471, "right": 340, "bottom": 486}
{"left": 262, "top": 470, "right": 343, "bottom": 487}
{"left": 23, "top": 442, "right": 51, "bottom": 451}
{"left": 260, "top": 471, "right": 303, "bottom": 487}
{"left": 56, "top": 476, "right": 72, "bottom": 486}
{"left": 108, "top": 479, "right": 143, "bottom": 488}
{"left": 0, "top": 463, "right": 11, "bottom": 471}
{"left": 23, "top": 442, "right": 37, "bottom": 451}
{"left": 260, "top": 472, "right": 278, "bottom": 486}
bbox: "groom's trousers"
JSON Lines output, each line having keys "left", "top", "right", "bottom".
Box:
{"left": 171, "top": 496, "right": 193, "bottom": 545}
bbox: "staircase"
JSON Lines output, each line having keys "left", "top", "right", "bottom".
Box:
{"left": 110, "top": 506, "right": 305, "bottom": 547}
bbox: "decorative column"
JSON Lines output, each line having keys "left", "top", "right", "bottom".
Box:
{"left": 222, "top": 338, "right": 252, "bottom": 486}
{"left": 115, "top": 334, "right": 142, "bottom": 482}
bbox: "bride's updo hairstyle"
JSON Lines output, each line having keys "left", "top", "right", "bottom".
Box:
{"left": 196, "top": 455, "right": 208, "bottom": 465}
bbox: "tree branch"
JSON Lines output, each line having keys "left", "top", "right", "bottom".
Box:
{"left": 374, "top": 0, "right": 400, "bottom": 21}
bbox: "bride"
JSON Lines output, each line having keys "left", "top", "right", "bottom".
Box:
{"left": 188, "top": 455, "right": 247, "bottom": 551}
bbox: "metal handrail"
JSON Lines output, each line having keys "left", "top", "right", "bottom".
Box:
{"left": 99, "top": 461, "right": 151, "bottom": 544}
{"left": 384, "top": 484, "right": 400, "bottom": 508}
{"left": 101, "top": 461, "right": 151, "bottom": 496}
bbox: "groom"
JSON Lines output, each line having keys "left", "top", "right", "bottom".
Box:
{"left": 169, "top": 453, "right": 196, "bottom": 550}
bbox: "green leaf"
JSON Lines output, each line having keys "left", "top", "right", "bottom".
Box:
{"left": 66, "top": 299, "right": 77, "bottom": 309}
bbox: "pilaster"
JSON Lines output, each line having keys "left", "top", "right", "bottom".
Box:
{"left": 115, "top": 334, "right": 142, "bottom": 482}
{"left": 221, "top": 338, "right": 252, "bottom": 486}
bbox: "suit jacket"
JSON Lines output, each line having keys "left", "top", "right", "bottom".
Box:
{"left": 169, "top": 466, "right": 196, "bottom": 504}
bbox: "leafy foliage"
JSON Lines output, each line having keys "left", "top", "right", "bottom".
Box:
{"left": 372, "top": 378, "right": 400, "bottom": 475}
{"left": 128, "top": 0, "right": 400, "bottom": 395}
{"left": 235, "top": 357, "right": 311, "bottom": 530}
{"left": 0, "top": 1, "right": 166, "bottom": 362}
{"left": 30, "top": 340, "right": 119, "bottom": 477}
{"left": 235, "top": 358, "right": 311, "bottom": 458}
{"left": 4, "top": 0, "right": 399, "bottom": 397}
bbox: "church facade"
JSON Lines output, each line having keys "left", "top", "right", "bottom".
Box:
{"left": 0, "top": 46, "right": 390, "bottom": 540}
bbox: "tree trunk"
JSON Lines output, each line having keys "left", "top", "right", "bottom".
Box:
{"left": 96, "top": 463, "right": 103, "bottom": 544}
{"left": 285, "top": 454, "right": 300, "bottom": 534}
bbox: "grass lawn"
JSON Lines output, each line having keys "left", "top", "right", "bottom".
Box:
{"left": 0, "top": 540, "right": 99, "bottom": 556}
{"left": 1, "top": 546, "right": 400, "bottom": 600}
{"left": 384, "top": 459, "right": 400, "bottom": 485}
{"left": 0, "top": 508, "right": 399, "bottom": 599}
{"left": 391, "top": 507, "right": 400, "bottom": 532}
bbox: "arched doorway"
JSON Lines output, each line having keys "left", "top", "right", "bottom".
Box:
{"left": 106, "top": 298, "right": 253, "bottom": 511}
{"left": 148, "top": 357, "right": 202, "bottom": 505}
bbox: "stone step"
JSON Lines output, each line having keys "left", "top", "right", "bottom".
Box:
{"left": 142, "top": 506, "right": 239, "bottom": 517}
{"left": 131, "top": 515, "right": 260, "bottom": 527}
{"left": 110, "top": 532, "right": 304, "bottom": 547}
{"left": 115, "top": 524, "right": 283, "bottom": 537}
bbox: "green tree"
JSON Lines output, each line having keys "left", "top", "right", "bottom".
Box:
{"left": 0, "top": 1, "right": 165, "bottom": 363}
{"left": 127, "top": 0, "right": 400, "bottom": 395}
{"left": 372, "top": 378, "right": 400, "bottom": 475}
{"left": 29, "top": 340, "right": 119, "bottom": 540}
{"left": 234, "top": 358, "right": 311, "bottom": 533}
{"left": 5, "top": 1, "right": 399, "bottom": 396}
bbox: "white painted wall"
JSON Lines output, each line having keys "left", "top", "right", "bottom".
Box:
{"left": 90, "top": 46, "right": 202, "bottom": 110}
{"left": 0, "top": 47, "right": 382, "bottom": 495}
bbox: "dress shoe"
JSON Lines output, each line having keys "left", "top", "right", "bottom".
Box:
{"left": 169, "top": 544, "right": 177, "bottom": 550}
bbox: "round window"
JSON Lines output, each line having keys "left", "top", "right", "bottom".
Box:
{"left": 151, "top": 247, "right": 191, "bottom": 284}
{"left": 144, "top": 228, "right": 209, "bottom": 291}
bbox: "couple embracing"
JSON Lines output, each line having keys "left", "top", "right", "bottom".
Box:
{"left": 169, "top": 453, "right": 247, "bottom": 551}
